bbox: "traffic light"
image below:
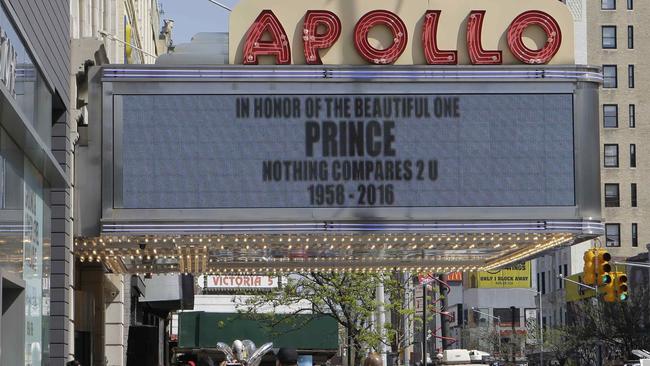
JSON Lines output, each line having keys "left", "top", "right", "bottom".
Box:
{"left": 616, "top": 272, "right": 629, "bottom": 302}
{"left": 595, "top": 249, "right": 612, "bottom": 286}
{"left": 603, "top": 271, "right": 628, "bottom": 302}
{"left": 603, "top": 274, "right": 616, "bottom": 302}
{"left": 583, "top": 249, "right": 596, "bottom": 285}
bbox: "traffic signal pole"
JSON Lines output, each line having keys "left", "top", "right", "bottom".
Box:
{"left": 614, "top": 261, "right": 650, "bottom": 269}
{"left": 557, "top": 274, "right": 598, "bottom": 291}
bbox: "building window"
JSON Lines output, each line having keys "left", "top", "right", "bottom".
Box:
{"left": 629, "top": 104, "right": 636, "bottom": 128}
{"left": 628, "top": 65, "right": 635, "bottom": 88}
{"left": 627, "top": 0, "right": 633, "bottom": 9}
{"left": 603, "top": 65, "right": 617, "bottom": 88}
{"left": 606, "top": 223, "right": 621, "bottom": 247}
{"left": 558, "top": 265, "right": 563, "bottom": 289}
{"left": 628, "top": 26, "right": 634, "bottom": 48}
{"left": 494, "top": 308, "right": 521, "bottom": 327}
{"left": 602, "top": 0, "right": 616, "bottom": 9}
{"left": 632, "top": 223, "right": 638, "bottom": 247}
{"left": 541, "top": 272, "right": 546, "bottom": 294}
{"left": 605, "top": 183, "right": 620, "bottom": 207}
{"left": 603, "top": 104, "right": 618, "bottom": 128}
{"left": 630, "top": 144, "right": 636, "bottom": 167}
{"left": 564, "top": 264, "right": 568, "bottom": 278}
{"left": 631, "top": 183, "right": 637, "bottom": 207}
{"left": 602, "top": 26, "right": 617, "bottom": 48}
{"left": 604, "top": 144, "right": 619, "bottom": 167}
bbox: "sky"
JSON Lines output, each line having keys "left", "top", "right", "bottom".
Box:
{"left": 159, "top": 0, "right": 237, "bottom": 44}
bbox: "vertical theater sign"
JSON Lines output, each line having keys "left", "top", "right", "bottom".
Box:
{"left": 77, "top": 0, "right": 602, "bottom": 275}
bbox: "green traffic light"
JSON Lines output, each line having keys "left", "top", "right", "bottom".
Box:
{"left": 620, "top": 293, "right": 628, "bottom": 301}
{"left": 602, "top": 274, "right": 612, "bottom": 284}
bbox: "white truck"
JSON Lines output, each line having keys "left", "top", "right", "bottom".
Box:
{"left": 435, "top": 349, "right": 496, "bottom": 365}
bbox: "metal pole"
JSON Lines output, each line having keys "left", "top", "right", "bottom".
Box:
{"left": 422, "top": 283, "right": 427, "bottom": 366}
{"left": 539, "top": 294, "right": 543, "bottom": 366}
{"left": 403, "top": 273, "right": 411, "bottom": 366}
{"left": 206, "top": 0, "right": 232, "bottom": 11}
{"left": 557, "top": 274, "right": 598, "bottom": 291}
{"left": 613, "top": 261, "right": 650, "bottom": 269}
{"left": 497, "top": 316, "right": 501, "bottom": 361}
{"left": 438, "top": 274, "right": 450, "bottom": 351}
{"left": 377, "top": 280, "right": 387, "bottom": 366}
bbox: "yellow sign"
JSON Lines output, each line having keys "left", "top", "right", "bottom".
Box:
{"left": 468, "top": 262, "right": 531, "bottom": 288}
{"left": 565, "top": 273, "right": 599, "bottom": 302}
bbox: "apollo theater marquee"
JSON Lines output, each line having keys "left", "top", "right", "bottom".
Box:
{"left": 77, "top": 0, "right": 603, "bottom": 275}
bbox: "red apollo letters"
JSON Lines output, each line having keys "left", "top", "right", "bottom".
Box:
{"left": 241, "top": 9, "right": 562, "bottom": 65}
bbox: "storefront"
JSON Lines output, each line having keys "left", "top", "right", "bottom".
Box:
{"left": 0, "top": 1, "right": 69, "bottom": 365}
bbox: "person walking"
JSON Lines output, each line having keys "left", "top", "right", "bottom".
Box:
{"left": 276, "top": 347, "right": 299, "bottom": 366}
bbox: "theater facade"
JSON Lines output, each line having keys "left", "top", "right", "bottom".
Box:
{"left": 75, "top": 0, "right": 602, "bottom": 275}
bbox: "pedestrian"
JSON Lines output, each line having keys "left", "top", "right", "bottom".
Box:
{"left": 363, "top": 353, "right": 382, "bottom": 366}
{"left": 276, "top": 347, "right": 299, "bottom": 366}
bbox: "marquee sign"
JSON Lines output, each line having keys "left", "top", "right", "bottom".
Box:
{"left": 230, "top": 0, "right": 574, "bottom": 65}
{"left": 118, "top": 93, "right": 574, "bottom": 210}
{"left": 197, "top": 275, "right": 280, "bottom": 289}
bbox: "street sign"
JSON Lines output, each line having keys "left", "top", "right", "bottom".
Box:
{"left": 415, "top": 286, "right": 424, "bottom": 299}
{"left": 419, "top": 274, "right": 436, "bottom": 285}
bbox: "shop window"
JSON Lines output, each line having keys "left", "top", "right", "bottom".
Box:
{"left": 604, "top": 144, "right": 619, "bottom": 167}
{"left": 494, "top": 308, "right": 521, "bottom": 327}
{"left": 603, "top": 104, "right": 618, "bottom": 128}
{"left": 605, "top": 183, "right": 620, "bottom": 207}
{"left": 606, "top": 223, "right": 621, "bottom": 247}
{"left": 603, "top": 65, "right": 617, "bottom": 88}
{"left": 602, "top": 26, "right": 617, "bottom": 49}
{"left": 0, "top": 6, "right": 53, "bottom": 147}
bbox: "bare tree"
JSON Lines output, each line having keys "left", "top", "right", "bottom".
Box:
{"left": 562, "top": 285, "right": 650, "bottom": 363}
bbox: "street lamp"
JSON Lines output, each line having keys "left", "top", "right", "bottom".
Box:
{"left": 471, "top": 307, "right": 501, "bottom": 359}
{"left": 512, "top": 287, "right": 543, "bottom": 366}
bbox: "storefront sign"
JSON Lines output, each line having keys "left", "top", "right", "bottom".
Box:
{"left": 446, "top": 272, "right": 463, "bottom": 282}
{"left": 230, "top": 0, "right": 574, "bottom": 65}
{"left": 197, "top": 275, "right": 279, "bottom": 289}
{"left": 468, "top": 262, "right": 532, "bottom": 288}
{"left": 119, "top": 93, "right": 574, "bottom": 209}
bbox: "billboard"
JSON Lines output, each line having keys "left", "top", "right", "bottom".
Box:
{"left": 468, "top": 262, "right": 532, "bottom": 288}
{"left": 117, "top": 93, "right": 574, "bottom": 210}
